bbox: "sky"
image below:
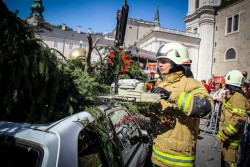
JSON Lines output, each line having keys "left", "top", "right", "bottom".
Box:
{"left": 3, "top": 0, "right": 188, "bottom": 34}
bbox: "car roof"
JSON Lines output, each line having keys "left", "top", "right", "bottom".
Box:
{"left": 0, "top": 111, "right": 94, "bottom": 136}
{"left": 0, "top": 111, "right": 95, "bottom": 167}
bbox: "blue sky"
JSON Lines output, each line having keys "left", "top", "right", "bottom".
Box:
{"left": 3, "top": 0, "right": 188, "bottom": 33}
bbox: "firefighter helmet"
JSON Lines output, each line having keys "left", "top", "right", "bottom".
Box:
{"left": 156, "top": 42, "right": 190, "bottom": 65}
{"left": 224, "top": 70, "right": 244, "bottom": 87}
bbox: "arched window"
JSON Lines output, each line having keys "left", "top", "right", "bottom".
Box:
{"left": 225, "top": 48, "right": 236, "bottom": 60}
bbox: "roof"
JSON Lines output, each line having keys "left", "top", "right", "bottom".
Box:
{"left": 35, "top": 27, "right": 114, "bottom": 46}
{"left": 131, "top": 49, "right": 157, "bottom": 60}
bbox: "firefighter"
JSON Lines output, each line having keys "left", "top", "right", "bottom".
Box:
{"left": 150, "top": 42, "right": 213, "bottom": 167}
{"left": 216, "top": 70, "right": 248, "bottom": 167}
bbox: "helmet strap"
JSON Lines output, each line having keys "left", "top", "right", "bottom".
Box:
{"left": 226, "top": 84, "right": 245, "bottom": 96}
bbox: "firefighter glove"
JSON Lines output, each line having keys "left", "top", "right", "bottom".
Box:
{"left": 151, "top": 87, "right": 171, "bottom": 100}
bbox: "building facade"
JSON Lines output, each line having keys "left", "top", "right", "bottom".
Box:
{"left": 27, "top": 0, "right": 250, "bottom": 81}
{"left": 212, "top": 0, "right": 250, "bottom": 77}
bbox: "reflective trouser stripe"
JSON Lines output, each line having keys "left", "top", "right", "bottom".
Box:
{"left": 229, "top": 162, "right": 237, "bottom": 167}
{"left": 152, "top": 145, "right": 195, "bottom": 167}
{"left": 228, "top": 139, "right": 241, "bottom": 147}
{"left": 217, "top": 131, "right": 225, "bottom": 141}
{"left": 226, "top": 124, "right": 238, "bottom": 135}
{"left": 177, "top": 92, "right": 192, "bottom": 114}
{"left": 223, "top": 102, "right": 246, "bottom": 115}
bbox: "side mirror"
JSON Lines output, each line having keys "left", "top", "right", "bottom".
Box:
{"left": 140, "top": 129, "right": 150, "bottom": 144}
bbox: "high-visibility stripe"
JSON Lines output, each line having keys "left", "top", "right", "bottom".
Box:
{"left": 217, "top": 131, "right": 225, "bottom": 141}
{"left": 190, "top": 88, "right": 207, "bottom": 94}
{"left": 177, "top": 87, "right": 206, "bottom": 113}
{"left": 225, "top": 124, "right": 238, "bottom": 135}
{"left": 152, "top": 145, "right": 195, "bottom": 167}
{"left": 177, "top": 92, "right": 185, "bottom": 110}
{"left": 177, "top": 92, "right": 192, "bottom": 114}
{"left": 229, "top": 140, "right": 241, "bottom": 147}
{"left": 229, "top": 162, "right": 237, "bottom": 167}
{"left": 223, "top": 102, "right": 246, "bottom": 115}
{"left": 183, "top": 94, "right": 192, "bottom": 113}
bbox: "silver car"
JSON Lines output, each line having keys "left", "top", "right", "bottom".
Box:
{"left": 0, "top": 105, "right": 150, "bottom": 167}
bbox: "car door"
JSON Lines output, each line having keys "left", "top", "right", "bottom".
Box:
{"left": 107, "top": 107, "right": 149, "bottom": 167}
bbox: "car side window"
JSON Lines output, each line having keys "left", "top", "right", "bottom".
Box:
{"left": 108, "top": 109, "right": 140, "bottom": 165}
{"left": 0, "top": 136, "right": 42, "bottom": 167}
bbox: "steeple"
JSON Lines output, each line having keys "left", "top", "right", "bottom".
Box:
{"left": 154, "top": 4, "right": 160, "bottom": 26}
{"left": 27, "top": 0, "right": 45, "bottom": 26}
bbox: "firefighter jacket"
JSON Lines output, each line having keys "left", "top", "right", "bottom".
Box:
{"left": 151, "top": 71, "right": 213, "bottom": 167}
{"left": 216, "top": 91, "right": 248, "bottom": 149}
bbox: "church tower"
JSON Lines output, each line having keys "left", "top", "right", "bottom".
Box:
{"left": 184, "top": 0, "right": 220, "bottom": 80}
{"left": 154, "top": 4, "right": 160, "bottom": 30}
{"left": 27, "top": 0, "right": 45, "bottom": 26}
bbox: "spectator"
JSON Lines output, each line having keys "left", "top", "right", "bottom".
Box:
{"left": 221, "top": 83, "right": 228, "bottom": 97}
{"left": 208, "top": 78, "right": 215, "bottom": 89}
{"left": 242, "top": 71, "right": 249, "bottom": 83}
{"left": 201, "top": 79, "right": 212, "bottom": 93}
{"left": 242, "top": 82, "right": 250, "bottom": 99}
{"left": 211, "top": 82, "right": 224, "bottom": 102}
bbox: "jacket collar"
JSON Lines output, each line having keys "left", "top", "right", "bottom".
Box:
{"left": 162, "top": 71, "right": 185, "bottom": 83}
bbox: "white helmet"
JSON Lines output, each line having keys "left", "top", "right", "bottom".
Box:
{"left": 156, "top": 42, "right": 190, "bottom": 65}
{"left": 224, "top": 70, "right": 244, "bottom": 87}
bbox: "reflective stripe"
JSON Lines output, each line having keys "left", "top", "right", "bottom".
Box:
{"left": 217, "top": 131, "right": 225, "bottom": 141}
{"left": 177, "top": 92, "right": 185, "bottom": 110}
{"left": 223, "top": 102, "right": 246, "bottom": 115}
{"left": 190, "top": 88, "right": 207, "bottom": 94}
{"left": 183, "top": 94, "right": 192, "bottom": 114}
{"left": 229, "top": 162, "right": 237, "bottom": 167}
{"left": 152, "top": 145, "right": 195, "bottom": 167}
{"left": 177, "top": 87, "right": 206, "bottom": 114}
{"left": 225, "top": 124, "right": 238, "bottom": 135}
{"left": 229, "top": 139, "right": 241, "bottom": 147}
{"left": 177, "top": 92, "right": 192, "bottom": 114}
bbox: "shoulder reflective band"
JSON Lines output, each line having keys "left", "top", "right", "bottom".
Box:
{"left": 152, "top": 145, "right": 195, "bottom": 167}
{"left": 190, "top": 88, "right": 207, "bottom": 94}
{"left": 177, "top": 92, "right": 192, "bottom": 114}
{"left": 225, "top": 124, "right": 238, "bottom": 135}
{"left": 223, "top": 102, "right": 246, "bottom": 115}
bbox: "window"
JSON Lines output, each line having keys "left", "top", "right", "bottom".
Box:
{"left": 53, "top": 40, "right": 59, "bottom": 48}
{"left": 225, "top": 48, "right": 236, "bottom": 60}
{"left": 69, "top": 42, "right": 73, "bottom": 50}
{"left": 195, "top": 0, "right": 199, "bottom": 9}
{"left": 0, "top": 137, "right": 43, "bottom": 167}
{"left": 226, "top": 13, "right": 239, "bottom": 34}
{"left": 215, "top": 26, "right": 218, "bottom": 31}
{"left": 194, "top": 28, "right": 198, "bottom": 33}
{"left": 214, "top": 42, "right": 217, "bottom": 48}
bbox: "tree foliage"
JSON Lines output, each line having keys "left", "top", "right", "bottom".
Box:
{"left": 0, "top": 1, "right": 149, "bottom": 124}
{"left": 0, "top": 1, "right": 109, "bottom": 123}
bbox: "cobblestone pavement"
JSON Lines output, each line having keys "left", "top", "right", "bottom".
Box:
{"left": 195, "top": 118, "right": 221, "bottom": 167}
